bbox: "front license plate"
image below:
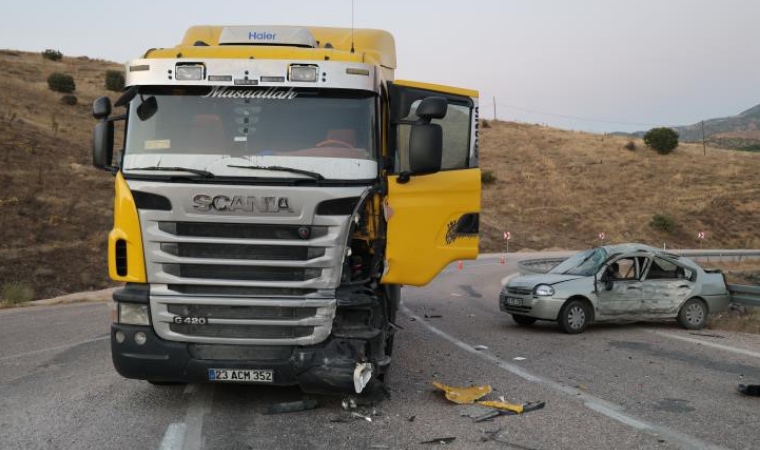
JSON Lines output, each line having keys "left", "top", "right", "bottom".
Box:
{"left": 208, "top": 368, "right": 274, "bottom": 383}
{"left": 506, "top": 297, "right": 523, "bottom": 307}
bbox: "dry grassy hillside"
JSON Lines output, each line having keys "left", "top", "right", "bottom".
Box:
{"left": 479, "top": 121, "right": 760, "bottom": 253}
{"left": 1, "top": 50, "right": 759, "bottom": 300}
{"left": 0, "top": 50, "right": 122, "bottom": 299}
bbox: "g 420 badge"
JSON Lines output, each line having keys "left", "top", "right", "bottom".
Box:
{"left": 445, "top": 214, "right": 480, "bottom": 244}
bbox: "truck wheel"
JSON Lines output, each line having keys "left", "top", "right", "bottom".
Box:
{"left": 677, "top": 298, "right": 707, "bottom": 330}
{"left": 511, "top": 314, "right": 537, "bottom": 326}
{"left": 558, "top": 300, "right": 590, "bottom": 334}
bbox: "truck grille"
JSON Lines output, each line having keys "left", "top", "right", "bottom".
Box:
{"left": 170, "top": 323, "right": 314, "bottom": 339}
{"left": 131, "top": 181, "right": 368, "bottom": 345}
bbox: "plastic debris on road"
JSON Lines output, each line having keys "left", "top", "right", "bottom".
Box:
{"left": 353, "top": 362, "right": 372, "bottom": 394}
{"left": 420, "top": 437, "right": 457, "bottom": 445}
{"left": 265, "top": 398, "right": 318, "bottom": 414}
{"left": 513, "top": 356, "right": 527, "bottom": 361}
{"left": 473, "top": 345, "right": 488, "bottom": 351}
{"left": 738, "top": 384, "right": 760, "bottom": 397}
{"left": 432, "top": 381, "right": 492, "bottom": 404}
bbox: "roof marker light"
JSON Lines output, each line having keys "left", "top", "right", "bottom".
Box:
{"left": 175, "top": 64, "right": 205, "bottom": 81}
{"left": 289, "top": 65, "right": 318, "bottom": 82}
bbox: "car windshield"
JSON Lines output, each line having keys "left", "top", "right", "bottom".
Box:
{"left": 549, "top": 248, "right": 607, "bottom": 276}
{"left": 122, "top": 86, "right": 377, "bottom": 180}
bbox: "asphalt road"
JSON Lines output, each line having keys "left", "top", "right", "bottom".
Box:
{"left": 1, "top": 256, "right": 759, "bottom": 450}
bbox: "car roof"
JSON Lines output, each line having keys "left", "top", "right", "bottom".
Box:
{"left": 601, "top": 243, "right": 681, "bottom": 260}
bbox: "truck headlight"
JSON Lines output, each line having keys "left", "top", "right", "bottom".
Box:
{"left": 118, "top": 303, "right": 150, "bottom": 326}
{"left": 534, "top": 285, "right": 555, "bottom": 297}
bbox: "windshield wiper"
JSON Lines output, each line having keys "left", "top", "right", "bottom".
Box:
{"left": 128, "top": 166, "right": 215, "bottom": 178}
{"left": 227, "top": 164, "right": 324, "bottom": 180}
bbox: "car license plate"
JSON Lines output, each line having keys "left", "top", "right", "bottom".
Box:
{"left": 208, "top": 368, "right": 274, "bottom": 383}
{"left": 506, "top": 297, "right": 523, "bottom": 307}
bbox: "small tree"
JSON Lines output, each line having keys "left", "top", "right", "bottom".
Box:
{"left": 644, "top": 127, "right": 679, "bottom": 155}
{"left": 105, "top": 70, "right": 125, "bottom": 91}
{"left": 41, "top": 49, "right": 63, "bottom": 61}
{"left": 47, "top": 72, "right": 75, "bottom": 93}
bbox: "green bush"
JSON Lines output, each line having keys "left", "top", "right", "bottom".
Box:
{"left": 2, "top": 282, "right": 34, "bottom": 305}
{"left": 650, "top": 213, "right": 675, "bottom": 233}
{"left": 41, "top": 49, "right": 63, "bottom": 61}
{"left": 481, "top": 170, "right": 497, "bottom": 185}
{"left": 60, "top": 94, "right": 78, "bottom": 106}
{"left": 105, "top": 70, "right": 125, "bottom": 92}
{"left": 644, "top": 127, "right": 679, "bottom": 155}
{"left": 47, "top": 72, "right": 76, "bottom": 93}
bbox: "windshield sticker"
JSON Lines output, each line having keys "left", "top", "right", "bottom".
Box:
{"left": 203, "top": 86, "right": 297, "bottom": 100}
{"left": 144, "top": 139, "right": 171, "bottom": 150}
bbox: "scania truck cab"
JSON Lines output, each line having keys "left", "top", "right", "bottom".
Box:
{"left": 92, "top": 25, "right": 480, "bottom": 394}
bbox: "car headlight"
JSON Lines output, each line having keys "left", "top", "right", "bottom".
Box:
{"left": 534, "top": 284, "right": 555, "bottom": 296}
{"left": 118, "top": 303, "right": 150, "bottom": 326}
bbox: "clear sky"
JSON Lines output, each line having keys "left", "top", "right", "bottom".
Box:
{"left": 2, "top": 0, "right": 759, "bottom": 132}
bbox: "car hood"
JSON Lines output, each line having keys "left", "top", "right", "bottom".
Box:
{"left": 508, "top": 273, "right": 587, "bottom": 289}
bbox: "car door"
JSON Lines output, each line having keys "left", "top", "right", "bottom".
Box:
{"left": 641, "top": 256, "right": 695, "bottom": 314}
{"left": 596, "top": 256, "right": 645, "bottom": 317}
{"left": 382, "top": 80, "right": 480, "bottom": 286}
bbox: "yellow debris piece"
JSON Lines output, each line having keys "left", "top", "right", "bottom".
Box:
{"left": 477, "top": 400, "right": 524, "bottom": 414}
{"left": 431, "top": 381, "right": 492, "bottom": 404}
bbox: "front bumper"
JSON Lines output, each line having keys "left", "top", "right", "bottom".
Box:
{"left": 112, "top": 324, "right": 375, "bottom": 394}
{"left": 498, "top": 292, "right": 564, "bottom": 320}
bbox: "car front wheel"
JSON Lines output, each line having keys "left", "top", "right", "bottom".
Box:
{"left": 511, "top": 314, "right": 537, "bottom": 326}
{"left": 559, "top": 300, "right": 590, "bottom": 334}
{"left": 677, "top": 298, "right": 707, "bottom": 330}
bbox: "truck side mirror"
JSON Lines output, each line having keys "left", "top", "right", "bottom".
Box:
{"left": 408, "top": 123, "right": 442, "bottom": 175}
{"left": 93, "top": 96, "right": 112, "bottom": 120}
{"left": 93, "top": 120, "right": 114, "bottom": 170}
{"left": 416, "top": 96, "right": 447, "bottom": 121}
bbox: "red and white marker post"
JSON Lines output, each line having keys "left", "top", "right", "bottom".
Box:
{"left": 599, "top": 231, "right": 606, "bottom": 246}
{"left": 698, "top": 231, "right": 706, "bottom": 249}
{"left": 502, "top": 231, "right": 511, "bottom": 264}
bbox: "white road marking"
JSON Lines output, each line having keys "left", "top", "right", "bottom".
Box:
{"left": 0, "top": 336, "right": 109, "bottom": 362}
{"left": 649, "top": 330, "right": 760, "bottom": 359}
{"left": 403, "top": 306, "right": 727, "bottom": 450}
{"left": 158, "top": 423, "right": 186, "bottom": 450}
{"left": 158, "top": 384, "right": 215, "bottom": 450}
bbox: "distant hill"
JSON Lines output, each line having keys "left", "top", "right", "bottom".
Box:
{"left": 621, "top": 103, "right": 760, "bottom": 150}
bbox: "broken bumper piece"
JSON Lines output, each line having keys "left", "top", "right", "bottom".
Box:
{"left": 111, "top": 324, "right": 382, "bottom": 394}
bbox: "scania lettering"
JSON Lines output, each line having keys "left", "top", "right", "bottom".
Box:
{"left": 92, "top": 25, "right": 480, "bottom": 394}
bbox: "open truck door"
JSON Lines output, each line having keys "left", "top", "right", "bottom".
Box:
{"left": 382, "top": 81, "right": 481, "bottom": 286}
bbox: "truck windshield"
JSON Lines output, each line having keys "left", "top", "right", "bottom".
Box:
{"left": 549, "top": 248, "right": 607, "bottom": 276}
{"left": 123, "top": 86, "right": 377, "bottom": 180}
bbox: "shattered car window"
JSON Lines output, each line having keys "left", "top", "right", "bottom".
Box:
{"left": 647, "top": 257, "right": 679, "bottom": 280}
{"left": 550, "top": 248, "right": 607, "bottom": 276}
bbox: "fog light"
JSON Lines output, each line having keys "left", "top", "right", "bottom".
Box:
{"left": 134, "top": 332, "right": 147, "bottom": 346}
{"left": 289, "top": 65, "right": 318, "bottom": 82}
{"left": 119, "top": 303, "right": 150, "bottom": 325}
{"left": 115, "top": 331, "right": 126, "bottom": 344}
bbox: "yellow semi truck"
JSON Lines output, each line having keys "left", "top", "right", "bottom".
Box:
{"left": 92, "top": 25, "right": 480, "bottom": 394}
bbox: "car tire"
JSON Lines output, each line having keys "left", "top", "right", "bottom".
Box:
{"left": 511, "top": 314, "right": 537, "bottom": 326}
{"left": 558, "top": 300, "right": 590, "bottom": 334}
{"left": 677, "top": 298, "right": 707, "bottom": 330}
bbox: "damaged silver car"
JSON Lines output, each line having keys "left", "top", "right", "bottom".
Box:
{"left": 499, "top": 244, "right": 729, "bottom": 334}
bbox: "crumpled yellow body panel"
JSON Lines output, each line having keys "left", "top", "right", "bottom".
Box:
{"left": 477, "top": 400, "right": 524, "bottom": 414}
{"left": 432, "top": 381, "right": 492, "bottom": 404}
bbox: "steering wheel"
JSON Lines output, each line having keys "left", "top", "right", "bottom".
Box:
{"left": 314, "top": 139, "right": 355, "bottom": 149}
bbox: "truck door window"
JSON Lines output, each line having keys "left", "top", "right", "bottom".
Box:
{"left": 395, "top": 100, "right": 471, "bottom": 172}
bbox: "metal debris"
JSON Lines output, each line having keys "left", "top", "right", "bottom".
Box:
{"left": 424, "top": 314, "right": 443, "bottom": 319}
{"left": 265, "top": 398, "right": 318, "bottom": 414}
{"left": 432, "top": 381, "right": 492, "bottom": 404}
{"left": 420, "top": 437, "right": 456, "bottom": 445}
{"left": 351, "top": 412, "right": 373, "bottom": 422}
{"left": 473, "top": 345, "right": 488, "bottom": 351}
